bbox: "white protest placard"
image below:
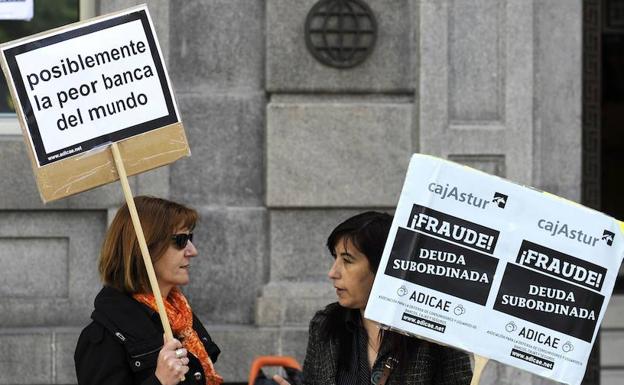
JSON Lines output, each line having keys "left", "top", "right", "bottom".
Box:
{"left": 0, "top": 0, "right": 33, "bottom": 21}
{"left": 1, "top": 4, "right": 178, "bottom": 167}
{"left": 365, "top": 154, "right": 624, "bottom": 385}
{"left": 0, "top": 5, "right": 190, "bottom": 350}
{"left": 0, "top": 5, "right": 189, "bottom": 202}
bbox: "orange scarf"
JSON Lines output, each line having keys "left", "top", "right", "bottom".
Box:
{"left": 133, "top": 288, "right": 223, "bottom": 385}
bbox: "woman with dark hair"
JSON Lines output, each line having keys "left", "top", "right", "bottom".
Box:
{"left": 74, "top": 196, "right": 222, "bottom": 385}
{"left": 275, "top": 211, "right": 472, "bottom": 385}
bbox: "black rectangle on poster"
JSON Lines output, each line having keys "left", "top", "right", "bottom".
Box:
{"left": 385, "top": 227, "right": 499, "bottom": 305}
{"left": 493, "top": 263, "right": 604, "bottom": 342}
{"left": 510, "top": 348, "right": 554, "bottom": 370}
{"left": 401, "top": 312, "right": 446, "bottom": 333}
{"left": 407, "top": 204, "right": 500, "bottom": 254}
{"left": 516, "top": 240, "right": 607, "bottom": 291}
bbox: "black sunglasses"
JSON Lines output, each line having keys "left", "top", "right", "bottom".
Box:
{"left": 171, "top": 233, "right": 193, "bottom": 249}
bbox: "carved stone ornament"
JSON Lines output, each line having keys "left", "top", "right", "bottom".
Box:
{"left": 305, "top": 0, "right": 377, "bottom": 68}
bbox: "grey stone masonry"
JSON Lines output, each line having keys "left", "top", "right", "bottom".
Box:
{"left": 266, "top": 0, "right": 414, "bottom": 92}
{"left": 171, "top": 93, "right": 265, "bottom": 207}
{"left": 602, "top": 370, "right": 624, "bottom": 385}
{"left": 0, "top": 331, "right": 53, "bottom": 384}
{"left": 257, "top": 209, "right": 391, "bottom": 327}
{"left": 419, "top": 0, "right": 534, "bottom": 186}
{"left": 255, "top": 282, "right": 334, "bottom": 326}
{"left": 183, "top": 207, "right": 268, "bottom": 325}
{"left": 269, "top": 209, "right": 391, "bottom": 282}
{"left": 0, "top": 238, "right": 69, "bottom": 298}
{"left": 55, "top": 330, "right": 82, "bottom": 384}
{"left": 601, "top": 295, "right": 624, "bottom": 384}
{"left": 533, "top": 0, "right": 582, "bottom": 201}
{"left": 0, "top": 211, "right": 106, "bottom": 327}
{"left": 266, "top": 96, "right": 413, "bottom": 207}
{"left": 169, "top": 0, "right": 264, "bottom": 92}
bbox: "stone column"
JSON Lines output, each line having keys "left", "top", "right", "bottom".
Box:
{"left": 260, "top": 0, "right": 416, "bottom": 365}
{"left": 167, "top": 1, "right": 269, "bottom": 381}
{"left": 417, "top": 1, "right": 581, "bottom": 385}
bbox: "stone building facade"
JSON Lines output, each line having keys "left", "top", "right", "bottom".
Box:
{"left": 0, "top": 1, "right": 621, "bottom": 384}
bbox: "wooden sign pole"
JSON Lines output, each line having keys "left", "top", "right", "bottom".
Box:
{"left": 110, "top": 142, "right": 174, "bottom": 341}
{"left": 470, "top": 354, "right": 489, "bottom": 385}
{"left": 112, "top": 143, "right": 185, "bottom": 381}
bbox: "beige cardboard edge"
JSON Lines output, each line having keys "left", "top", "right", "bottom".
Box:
{"left": 34, "top": 122, "right": 190, "bottom": 203}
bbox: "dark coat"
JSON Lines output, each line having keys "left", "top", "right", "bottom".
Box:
{"left": 74, "top": 286, "right": 220, "bottom": 385}
{"left": 302, "top": 303, "right": 472, "bottom": 385}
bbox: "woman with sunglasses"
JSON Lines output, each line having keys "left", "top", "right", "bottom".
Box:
{"left": 274, "top": 211, "right": 472, "bottom": 385}
{"left": 74, "top": 196, "right": 222, "bottom": 385}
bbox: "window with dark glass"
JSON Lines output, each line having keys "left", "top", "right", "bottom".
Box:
{"left": 0, "top": 0, "right": 79, "bottom": 114}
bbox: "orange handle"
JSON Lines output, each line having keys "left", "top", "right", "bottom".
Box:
{"left": 247, "top": 356, "right": 302, "bottom": 385}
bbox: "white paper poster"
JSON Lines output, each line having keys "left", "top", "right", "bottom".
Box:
{"left": 1, "top": 5, "right": 178, "bottom": 166}
{"left": 365, "top": 154, "right": 624, "bottom": 385}
{"left": 0, "top": 0, "right": 33, "bottom": 21}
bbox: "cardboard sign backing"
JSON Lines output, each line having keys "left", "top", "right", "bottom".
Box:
{"left": 0, "top": 5, "right": 189, "bottom": 202}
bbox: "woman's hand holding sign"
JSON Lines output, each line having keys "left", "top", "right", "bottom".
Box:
{"left": 155, "top": 338, "right": 189, "bottom": 385}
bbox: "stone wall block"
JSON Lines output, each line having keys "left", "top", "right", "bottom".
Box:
{"left": 184, "top": 207, "right": 267, "bottom": 324}
{"left": 205, "top": 326, "right": 279, "bottom": 381}
{"left": 266, "top": 0, "right": 413, "bottom": 92}
{"left": 270, "top": 210, "right": 383, "bottom": 281}
{"left": 0, "top": 140, "right": 65, "bottom": 209}
{"left": 136, "top": 167, "right": 170, "bottom": 198}
{"left": 0, "top": 211, "right": 105, "bottom": 326}
{"left": 533, "top": 0, "right": 582, "bottom": 200}
{"left": 603, "top": 370, "right": 624, "bottom": 385}
{"left": 0, "top": 332, "right": 52, "bottom": 383}
{"left": 601, "top": 331, "right": 624, "bottom": 367}
{"left": 279, "top": 328, "right": 309, "bottom": 367}
{"left": 169, "top": 1, "right": 264, "bottom": 92}
{"left": 0, "top": 238, "right": 68, "bottom": 298}
{"left": 171, "top": 93, "right": 265, "bottom": 207}
{"left": 255, "top": 282, "right": 334, "bottom": 326}
{"left": 448, "top": 0, "right": 503, "bottom": 122}
{"left": 419, "top": 0, "right": 534, "bottom": 186}
{"left": 603, "top": 295, "right": 624, "bottom": 328}
{"left": 267, "top": 102, "right": 412, "bottom": 207}
{"left": 55, "top": 330, "right": 81, "bottom": 384}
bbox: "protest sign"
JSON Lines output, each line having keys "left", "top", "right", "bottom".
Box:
{"left": 0, "top": 4, "right": 189, "bottom": 202}
{"left": 365, "top": 154, "right": 624, "bottom": 385}
{"left": 0, "top": 5, "right": 190, "bottom": 358}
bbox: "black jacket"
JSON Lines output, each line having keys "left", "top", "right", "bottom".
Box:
{"left": 302, "top": 303, "right": 472, "bottom": 385}
{"left": 74, "top": 286, "right": 220, "bottom": 385}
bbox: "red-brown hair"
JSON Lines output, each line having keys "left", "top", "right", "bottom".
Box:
{"left": 99, "top": 196, "right": 198, "bottom": 293}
